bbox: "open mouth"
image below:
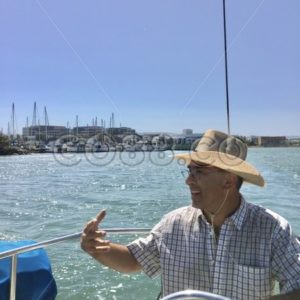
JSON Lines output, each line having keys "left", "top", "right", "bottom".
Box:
{"left": 191, "top": 190, "right": 201, "bottom": 195}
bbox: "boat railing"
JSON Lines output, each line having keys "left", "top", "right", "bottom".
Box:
{"left": 0, "top": 228, "right": 151, "bottom": 300}
{"left": 161, "top": 290, "right": 231, "bottom": 300}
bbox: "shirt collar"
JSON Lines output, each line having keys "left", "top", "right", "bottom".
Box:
{"left": 194, "top": 194, "right": 249, "bottom": 229}
{"left": 228, "top": 194, "right": 248, "bottom": 230}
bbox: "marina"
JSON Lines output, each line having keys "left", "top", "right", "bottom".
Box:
{"left": 0, "top": 149, "right": 300, "bottom": 299}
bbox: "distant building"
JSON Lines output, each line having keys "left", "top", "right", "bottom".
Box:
{"left": 72, "top": 126, "right": 104, "bottom": 138}
{"left": 22, "top": 125, "right": 68, "bottom": 141}
{"left": 257, "top": 136, "right": 287, "bottom": 147}
{"left": 106, "top": 127, "right": 136, "bottom": 136}
{"left": 172, "top": 133, "right": 203, "bottom": 150}
{"left": 182, "top": 129, "right": 193, "bottom": 135}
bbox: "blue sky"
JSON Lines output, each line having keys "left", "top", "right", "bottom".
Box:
{"left": 0, "top": 0, "right": 299, "bottom": 136}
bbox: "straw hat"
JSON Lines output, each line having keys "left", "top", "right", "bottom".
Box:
{"left": 175, "top": 129, "right": 265, "bottom": 187}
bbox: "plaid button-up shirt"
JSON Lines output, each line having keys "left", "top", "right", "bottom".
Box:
{"left": 127, "top": 197, "right": 300, "bottom": 300}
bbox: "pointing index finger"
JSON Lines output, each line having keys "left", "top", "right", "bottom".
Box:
{"left": 95, "top": 209, "right": 106, "bottom": 226}
{"left": 84, "top": 209, "right": 106, "bottom": 233}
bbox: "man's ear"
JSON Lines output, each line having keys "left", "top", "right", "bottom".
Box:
{"left": 223, "top": 173, "right": 235, "bottom": 189}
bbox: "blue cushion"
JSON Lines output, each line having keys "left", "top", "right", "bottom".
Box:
{"left": 0, "top": 240, "right": 57, "bottom": 300}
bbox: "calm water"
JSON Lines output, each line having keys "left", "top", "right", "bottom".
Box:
{"left": 1, "top": 148, "right": 300, "bottom": 299}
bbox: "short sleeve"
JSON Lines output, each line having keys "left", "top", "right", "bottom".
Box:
{"left": 127, "top": 220, "right": 164, "bottom": 279}
{"left": 271, "top": 223, "right": 300, "bottom": 294}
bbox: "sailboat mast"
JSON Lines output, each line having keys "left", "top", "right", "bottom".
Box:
{"left": 222, "top": 0, "right": 231, "bottom": 135}
{"left": 44, "top": 106, "right": 49, "bottom": 142}
{"left": 76, "top": 115, "right": 79, "bottom": 137}
{"left": 11, "top": 102, "right": 15, "bottom": 139}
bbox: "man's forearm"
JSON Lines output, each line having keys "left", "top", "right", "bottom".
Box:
{"left": 89, "top": 242, "right": 142, "bottom": 273}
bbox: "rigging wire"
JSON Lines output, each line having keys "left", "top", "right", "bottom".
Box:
{"left": 222, "top": 0, "right": 231, "bottom": 135}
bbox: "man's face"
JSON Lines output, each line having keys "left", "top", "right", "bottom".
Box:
{"left": 185, "top": 161, "right": 227, "bottom": 210}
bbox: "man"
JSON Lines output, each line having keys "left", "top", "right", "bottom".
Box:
{"left": 81, "top": 129, "right": 300, "bottom": 300}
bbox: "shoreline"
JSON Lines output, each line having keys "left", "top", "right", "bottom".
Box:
{"left": 1, "top": 145, "right": 300, "bottom": 156}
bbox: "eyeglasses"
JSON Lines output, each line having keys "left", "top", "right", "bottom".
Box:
{"left": 180, "top": 165, "right": 219, "bottom": 179}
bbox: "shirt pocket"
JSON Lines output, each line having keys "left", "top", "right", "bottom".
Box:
{"left": 233, "top": 263, "right": 273, "bottom": 300}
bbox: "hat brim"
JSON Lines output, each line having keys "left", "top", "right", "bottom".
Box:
{"left": 174, "top": 151, "right": 265, "bottom": 187}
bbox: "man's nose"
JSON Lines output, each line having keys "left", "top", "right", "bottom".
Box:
{"left": 185, "top": 173, "right": 194, "bottom": 186}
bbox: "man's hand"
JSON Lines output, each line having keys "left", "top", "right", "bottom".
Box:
{"left": 80, "top": 210, "right": 142, "bottom": 273}
{"left": 81, "top": 210, "right": 110, "bottom": 254}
